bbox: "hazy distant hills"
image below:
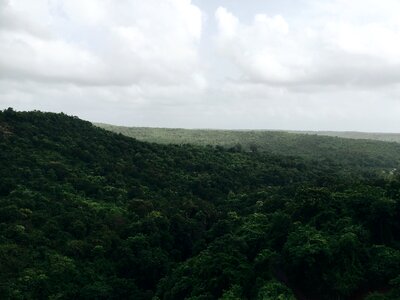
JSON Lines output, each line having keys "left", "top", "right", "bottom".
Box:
{"left": 95, "top": 123, "right": 400, "bottom": 167}
{"left": 292, "top": 130, "right": 400, "bottom": 143}
{"left": 96, "top": 123, "right": 400, "bottom": 145}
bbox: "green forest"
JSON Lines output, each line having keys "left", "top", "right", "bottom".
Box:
{"left": 1, "top": 108, "right": 400, "bottom": 299}
{"left": 95, "top": 124, "right": 400, "bottom": 164}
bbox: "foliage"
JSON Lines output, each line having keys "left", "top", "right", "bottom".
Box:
{"left": 0, "top": 108, "right": 399, "bottom": 299}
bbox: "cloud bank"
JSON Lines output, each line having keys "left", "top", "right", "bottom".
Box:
{"left": 215, "top": 1, "right": 400, "bottom": 87}
{"left": 0, "top": 0, "right": 203, "bottom": 86}
{"left": 1, "top": 0, "right": 400, "bottom": 131}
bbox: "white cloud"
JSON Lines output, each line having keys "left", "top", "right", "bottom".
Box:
{"left": 0, "top": 31, "right": 104, "bottom": 83}
{"left": 215, "top": 7, "right": 238, "bottom": 39}
{"left": 215, "top": 7, "right": 309, "bottom": 84}
{"left": 0, "top": 0, "right": 204, "bottom": 86}
{"left": 325, "top": 21, "right": 400, "bottom": 63}
{"left": 215, "top": 2, "right": 400, "bottom": 87}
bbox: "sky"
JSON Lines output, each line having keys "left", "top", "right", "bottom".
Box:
{"left": 1, "top": 0, "right": 400, "bottom": 132}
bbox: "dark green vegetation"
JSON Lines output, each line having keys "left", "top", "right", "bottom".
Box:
{"left": 1, "top": 108, "right": 400, "bottom": 299}
{"left": 95, "top": 124, "right": 400, "bottom": 167}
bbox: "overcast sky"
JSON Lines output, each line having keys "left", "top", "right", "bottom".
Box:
{"left": 1, "top": 0, "right": 400, "bottom": 131}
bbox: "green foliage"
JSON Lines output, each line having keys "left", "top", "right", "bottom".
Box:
{"left": 0, "top": 109, "right": 400, "bottom": 299}
{"left": 256, "top": 280, "right": 295, "bottom": 300}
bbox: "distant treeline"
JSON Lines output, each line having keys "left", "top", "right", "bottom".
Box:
{"left": 293, "top": 130, "right": 400, "bottom": 143}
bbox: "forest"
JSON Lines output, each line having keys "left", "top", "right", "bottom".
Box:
{"left": 1, "top": 108, "right": 400, "bottom": 299}
{"left": 96, "top": 123, "right": 400, "bottom": 165}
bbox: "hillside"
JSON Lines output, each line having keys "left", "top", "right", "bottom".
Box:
{"left": 294, "top": 131, "right": 400, "bottom": 143}
{"left": 97, "top": 124, "right": 400, "bottom": 145}
{"left": 96, "top": 123, "right": 400, "bottom": 169}
{"left": 1, "top": 109, "right": 400, "bottom": 299}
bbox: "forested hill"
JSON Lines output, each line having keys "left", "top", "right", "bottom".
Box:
{"left": 95, "top": 123, "right": 400, "bottom": 168}
{"left": 1, "top": 108, "right": 400, "bottom": 299}
{"left": 293, "top": 130, "right": 400, "bottom": 143}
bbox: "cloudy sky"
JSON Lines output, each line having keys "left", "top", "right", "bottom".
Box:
{"left": 1, "top": 0, "right": 400, "bottom": 131}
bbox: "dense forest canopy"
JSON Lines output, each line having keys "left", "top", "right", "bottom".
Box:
{"left": 1, "top": 108, "right": 400, "bottom": 299}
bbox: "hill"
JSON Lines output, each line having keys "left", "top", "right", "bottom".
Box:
{"left": 96, "top": 123, "right": 400, "bottom": 169}
{"left": 1, "top": 109, "right": 400, "bottom": 299}
{"left": 294, "top": 130, "right": 400, "bottom": 143}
